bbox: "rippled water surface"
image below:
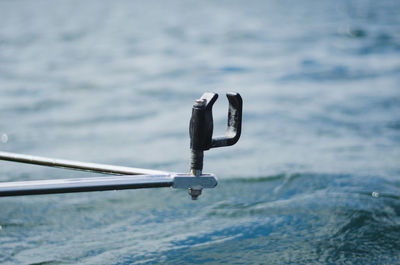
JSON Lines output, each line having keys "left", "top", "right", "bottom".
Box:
{"left": 1, "top": 0, "right": 400, "bottom": 264}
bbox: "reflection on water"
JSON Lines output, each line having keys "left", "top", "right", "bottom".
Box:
{"left": 0, "top": 0, "right": 400, "bottom": 264}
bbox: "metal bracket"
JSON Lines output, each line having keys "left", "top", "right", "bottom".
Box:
{"left": 172, "top": 174, "right": 217, "bottom": 189}
{"left": 172, "top": 173, "right": 217, "bottom": 200}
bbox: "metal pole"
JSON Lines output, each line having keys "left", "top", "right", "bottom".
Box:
{"left": 0, "top": 174, "right": 173, "bottom": 197}
{"left": 0, "top": 151, "right": 217, "bottom": 199}
{"left": 0, "top": 151, "right": 168, "bottom": 176}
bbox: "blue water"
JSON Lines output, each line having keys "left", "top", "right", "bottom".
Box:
{"left": 1, "top": 0, "right": 400, "bottom": 264}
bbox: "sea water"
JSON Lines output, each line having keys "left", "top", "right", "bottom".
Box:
{"left": 0, "top": 0, "right": 399, "bottom": 264}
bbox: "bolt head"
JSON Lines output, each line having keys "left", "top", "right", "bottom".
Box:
{"left": 188, "top": 188, "right": 202, "bottom": 200}
{"left": 194, "top": 99, "right": 206, "bottom": 107}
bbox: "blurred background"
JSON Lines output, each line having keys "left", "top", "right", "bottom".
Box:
{"left": 0, "top": 0, "right": 399, "bottom": 264}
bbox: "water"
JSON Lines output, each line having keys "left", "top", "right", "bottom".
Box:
{"left": 1, "top": 0, "right": 400, "bottom": 263}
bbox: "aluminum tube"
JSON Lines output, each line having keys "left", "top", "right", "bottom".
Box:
{"left": 0, "top": 175, "right": 173, "bottom": 196}
{"left": 0, "top": 151, "right": 168, "bottom": 176}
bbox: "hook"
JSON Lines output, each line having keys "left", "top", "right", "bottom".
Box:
{"left": 211, "top": 92, "right": 243, "bottom": 148}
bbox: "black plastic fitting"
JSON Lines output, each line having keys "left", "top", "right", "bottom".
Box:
{"left": 189, "top": 92, "right": 242, "bottom": 172}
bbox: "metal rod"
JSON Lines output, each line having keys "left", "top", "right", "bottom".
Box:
{"left": 0, "top": 151, "right": 168, "bottom": 176}
{"left": 0, "top": 174, "right": 173, "bottom": 197}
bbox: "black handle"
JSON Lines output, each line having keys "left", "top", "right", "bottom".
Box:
{"left": 189, "top": 92, "right": 242, "bottom": 172}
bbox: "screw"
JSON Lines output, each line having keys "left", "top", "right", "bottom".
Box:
{"left": 194, "top": 99, "right": 206, "bottom": 107}
{"left": 188, "top": 188, "right": 202, "bottom": 200}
